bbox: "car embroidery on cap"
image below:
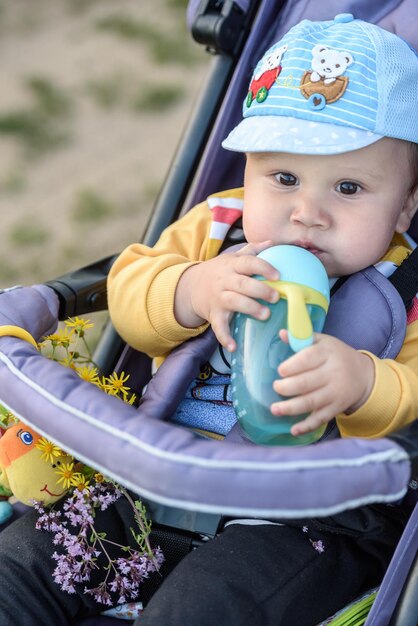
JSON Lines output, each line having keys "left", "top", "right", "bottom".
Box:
{"left": 300, "top": 44, "right": 354, "bottom": 109}
{"left": 246, "top": 44, "right": 288, "bottom": 107}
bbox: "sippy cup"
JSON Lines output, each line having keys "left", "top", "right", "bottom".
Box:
{"left": 230, "top": 245, "right": 330, "bottom": 446}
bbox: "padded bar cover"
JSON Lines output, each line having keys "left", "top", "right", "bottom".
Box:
{"left": 0, "top": 285, "right": 412, "bottom": 519}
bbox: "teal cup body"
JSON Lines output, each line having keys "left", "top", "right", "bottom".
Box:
{"left": 230, "top": 245, "right": 330, "bottom": 446}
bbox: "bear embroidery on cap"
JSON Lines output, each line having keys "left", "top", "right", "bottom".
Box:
{"left": 246, "top": 44, "right": 288, "bottom": 107}
{"left": 300, "top": 44, "right": 354, "bottom": 108}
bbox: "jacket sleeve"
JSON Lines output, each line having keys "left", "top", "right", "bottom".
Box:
{"left": 107, "top": 201, "right": 212, "bottom": 357}
{"left": 337, "top": 318, "right": 418, "bottom": 438}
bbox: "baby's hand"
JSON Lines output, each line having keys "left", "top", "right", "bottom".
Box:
{"left": 271, "top": 332, "right": 375, "bottom": 436}
{"left": 175, "top": 241, "right": 280, "bottom": 351}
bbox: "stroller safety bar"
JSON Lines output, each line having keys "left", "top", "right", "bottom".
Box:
{"left": 45, "top": 255, "right": 116, "bottom": 320}
{"left": 0, "top": 284, "right": 414, "bottom": 519}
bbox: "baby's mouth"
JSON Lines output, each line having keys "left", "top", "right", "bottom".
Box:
{"left": 308, "top": 248, "right": 323, "bottom": 258}
{"left": 292, "top": 240, "right": 323, "bottom": 257}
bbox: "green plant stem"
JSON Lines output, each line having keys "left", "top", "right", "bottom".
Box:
{"left": 88, "top": 523, "right": 119, "bottom": 579}
{"left": 120, "top": 487, "right": 156, "bottom": 564}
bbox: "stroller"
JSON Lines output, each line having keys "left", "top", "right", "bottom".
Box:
{"left": 0, "top": 0, "right": 418, "bottom": 624}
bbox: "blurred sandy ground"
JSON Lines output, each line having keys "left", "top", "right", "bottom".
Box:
{"left": 0, "top": 0, "right": 209, "bottom": 287}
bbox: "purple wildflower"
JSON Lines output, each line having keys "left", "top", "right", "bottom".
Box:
{"left": 88, "top": 481, "right": 121, "bottom": 511}
{"left": 34, "top": 506, "right": 63, "bottom": 533}
{"left": 147, "top": 546, "right": 164, "bottom": 573}
{"left": 109, "top": 573, "right": 138, "bottom": 604}
{"left": 35, "top": 477, "right": 163, "bottom": 606}
{"left": 52, "top": 527, "right": 72, "bottom": 546}
{"left": 310, "top": 539, "right": 325, "bottom": 553}
{"left": 63, "top": 490, "right": 95, "bottom": 527}
{"left": 84, "top": 582, "right": 113, "bottom": 606}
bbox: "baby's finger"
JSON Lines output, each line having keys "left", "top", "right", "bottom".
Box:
{"left": 211, "top": 312, "right": 236, "bottom": 352}
{"left": 278, "top": 339, "right": 325, "bottom": 378}
{"left": 220, "top": 290, "right": 272, "bottom": 322}
{"left": 237, "top": 240, "right": 274, "bottom": 256}
{"left": 270, "top": 386, "right": 331, "bottom": 418}
{"left": 225, "top": 274, "right": 279, "bottom": 305}
{"left": 273, "top": 370, "right": 321, "bottom": 398}
{"left": 290, "top": 410, "right": 331, "bottom": 437}
{"left": 234, "top": 252, "right": 280, "bottom": 282}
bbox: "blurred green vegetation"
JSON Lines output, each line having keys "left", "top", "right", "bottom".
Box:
{"left": 0, "top": 258, "right": 20, "bottom": 283}
{"left": 132, "top": 83, "right": 185, "bottom": 112}
{"left": 0, "top": 76, "right": 74, "bottom": 154}
{"left": 72, "top": 189, "right": 115, "bottom": 223}
{"left": 27, "top": 76, "right": 73, "bottom": 117}
{"left": 0, "top": 0, "right": 208, "bottom": 287}
{"left": 95, "top": 13, "right": 200, "bottom": 64}
{"left": 84, "top": 74, "right": 186, "bottom": 113}
{"left": 10, "top": 221, "right": 50, "bottom": 246}
{"left": 84, "top": 74, "right": 126, "bottom": 109}
{"left": 0, "top": 168, "right": 26, "bottom": 194}
{"left": 65, "top": 0, "right": 103, "bottom": 14}
{"left": 167, "top": 0, "right": 190, "bottom": 8}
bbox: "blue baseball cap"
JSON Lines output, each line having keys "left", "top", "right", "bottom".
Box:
{"left": 222, "top": 14, "right": 418, "bottom": 155}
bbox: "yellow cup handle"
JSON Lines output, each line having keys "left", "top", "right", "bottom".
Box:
{"left": 286, "top": 286, "right": 313, "bottom": 352}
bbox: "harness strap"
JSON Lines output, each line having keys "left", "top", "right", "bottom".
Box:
{"left": 388, "top": 245, "right": 418, "bottom": 308}
{"left": 140, "top": 524, "right": 206, "bottom": 605}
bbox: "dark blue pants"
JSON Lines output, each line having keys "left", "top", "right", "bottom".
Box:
{"left": 0, "top": 497, "right": 407, "bottom": 626}
{"left": 138, "top": 507, "right": 407, "bottom": 626}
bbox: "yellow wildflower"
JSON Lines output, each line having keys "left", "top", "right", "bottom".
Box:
{"left": 71, "top": 472, "right": 90, "bottom": 492}
{"left": 96, "top": 376, "right": 110, "bottom": 393}
{"left": 36, "top": 438, "right": 64, "bottom": 464}
{"left": 94, "top": 472, "right": 105, "bottom": 483}
{"left": 41, "top": 332, "right": 62, "bottom": 349}
{"left": 55, "top": 462, "right": 76, "bottom": 489}
{"left": 42, "top": 328, "right": 73, "bottom": 350}
{"left": 106, "top": 372, "right": 130, "bottom": 398}
{"left": 58, "top": 356, "right": 77, "bottom": 370}
{"left": 76, "top": 365, "right": 100, "bottom": 385}
{"left": 55, "top": 328, "right": 74, "bottom": 349}
{"left": 0, "top": 407, "right": 18, "bottom": 428}
{"left": 64, "top": 317, "right": 94, "bottom": 337}
{"left": 127, "top": 393, "right": 137, "bottom": 405}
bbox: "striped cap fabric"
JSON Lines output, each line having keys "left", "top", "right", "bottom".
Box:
{"left": 222, "top": 14, "right": 418, "bottom": 155}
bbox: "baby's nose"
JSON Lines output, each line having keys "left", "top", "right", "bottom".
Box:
{"left": 290, "top": 198, "right": 329, "bottom": 227}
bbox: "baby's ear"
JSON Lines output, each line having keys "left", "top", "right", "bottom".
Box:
{"left": 396, "top": 185, "right": 418, "bottom": 233}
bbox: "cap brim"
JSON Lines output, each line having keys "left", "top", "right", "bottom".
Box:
{"left": 222, "top": 116, "right": 383, "bottom": 155}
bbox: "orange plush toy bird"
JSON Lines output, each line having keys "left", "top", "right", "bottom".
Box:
{"left": 0, "top": 422, "right": 73, "bottom": 523}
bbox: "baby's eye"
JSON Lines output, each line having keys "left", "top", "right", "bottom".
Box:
{"left": 275, "top": 172, "right": 298, "bottom": 186}
{"left": 337, "top": 181, "right": 362, "bottom": 195}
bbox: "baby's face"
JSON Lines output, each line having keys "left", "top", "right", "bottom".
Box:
{"left": 243, "top": 138, "right": 417, "bottom": 277}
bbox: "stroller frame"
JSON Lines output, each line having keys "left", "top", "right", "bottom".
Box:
{"left": 1, "top": 1, "right": 418, "bottom": 624}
